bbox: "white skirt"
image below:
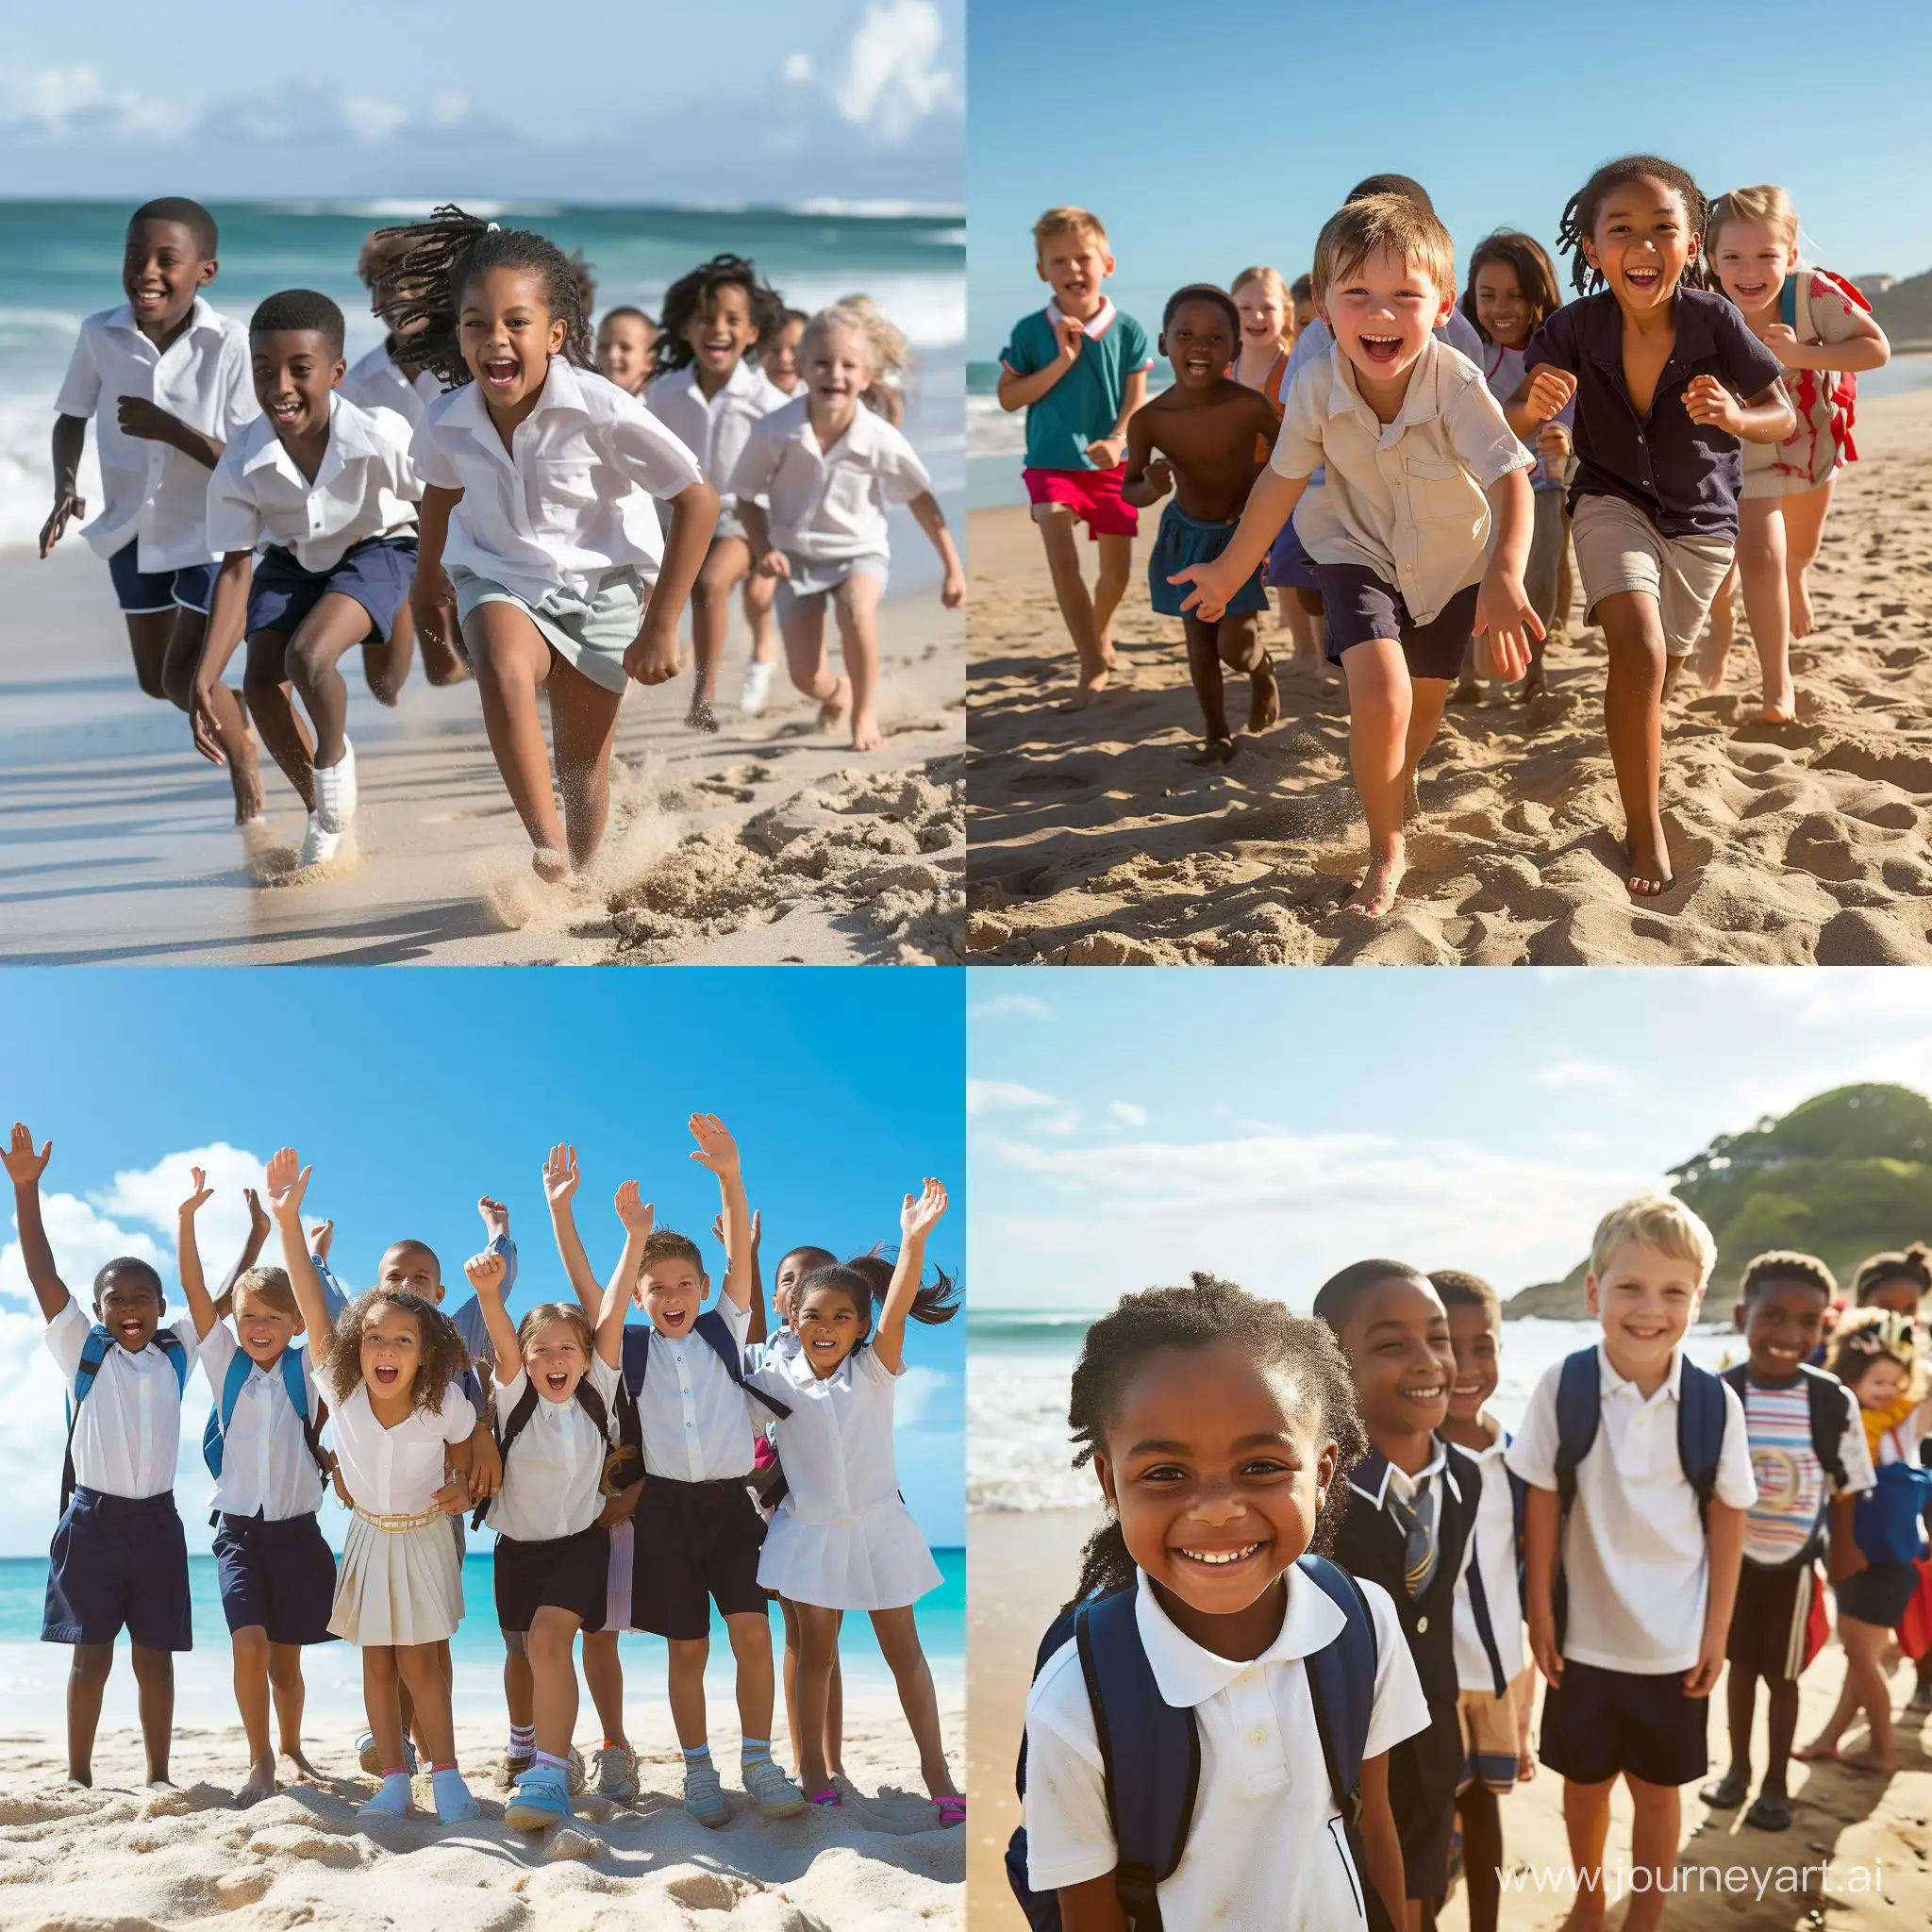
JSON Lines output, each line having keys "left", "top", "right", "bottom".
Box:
{"left": 756, "top": 1496, "right": 942, "bottom": 1612}
{"left": 330, "top": 1512, "right": 466, "bottom": 1646}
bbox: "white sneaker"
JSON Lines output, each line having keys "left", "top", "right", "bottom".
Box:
{"left": 313, "top": 740, "right": 358, "bottom": 834}
{"left": 740, "top": 658, "right": 774, "bottom": 716}
{"left": 298, "top": 814, "right": 341, "bottom": 869}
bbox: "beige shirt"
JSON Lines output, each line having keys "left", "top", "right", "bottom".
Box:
{"left": 1271, "top": 335, "right": 1533, "bottom": 624}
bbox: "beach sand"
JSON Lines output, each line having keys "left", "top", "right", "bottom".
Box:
{"left": 966, "top": 1507, "right": 1932, "bottom": 1931}
{"left": 0, "top": 548, "right": 961, "bottom": 966}
{"left": 0, "top": 1692, "right": 963, "bottom": 1930}
{"left": 966, "top": 388, "right": 1932, "bottom": 966}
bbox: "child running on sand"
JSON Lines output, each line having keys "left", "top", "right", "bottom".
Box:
{"left": 1698, "top": 186, "right": 1890, "bottom": 721}
{"left": 593, "top": 308, "right": 658, "bottom": 396}
{"left": 341, "top": 229, "right": 447, "bottom": 431}
{"left": 1121, "top": 285, "right": 1281, "bottom": 762}
{"left": 384, "top": 208, "right": 718, "bottom": 880}
{"left": 733, "top": 304, "right": 964, "bottom": 753}
{"left": 997, "top": 208, "right": 1153, "bottom": 706}
{"left": 1506, "top": 156, "right": 1794, "bottom": 896}
{"left": 1174, "top": 195, "right": 1541, "bottom": 918}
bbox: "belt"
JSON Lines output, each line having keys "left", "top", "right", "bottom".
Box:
{"left": 354, "top": 1505, "right": 445, "bottom": 1533}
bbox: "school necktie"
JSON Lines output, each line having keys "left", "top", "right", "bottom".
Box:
{"left": 1387, "top": 1479, "right": 1439, "bottom": 1599}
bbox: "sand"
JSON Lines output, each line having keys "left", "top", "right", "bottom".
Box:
{"left": 0, "top": 1692, "right": 963, "bottom": 1931}
{"left": 965, "top": 1507, "right": 1932, "bottom": 1931}
{"left": 0, "top": 548, "right": 962, "bottom": 966}
{"left": 966, "top": 387, "right": 1932, "bottom": 966}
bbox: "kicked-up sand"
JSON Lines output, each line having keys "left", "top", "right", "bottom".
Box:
{"left": 967, "top": 387, "right": 1932, "bottom": 966}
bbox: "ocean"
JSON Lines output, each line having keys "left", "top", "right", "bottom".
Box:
{"left": 0, "top": 200, "right": 963, "bottom": 586}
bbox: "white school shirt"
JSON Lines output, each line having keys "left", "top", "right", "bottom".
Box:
{"left": 54, "top": 298, "right": 258, "bottom": 571}
{"left": 634, "top": 1298, "right": 758, "bottom": 1483}
{"left": 1506, "top": 1344, "right": 1757, "bottom": 1674}
{"left": 729, "top": 395, "right": 933, "bottom": 560}
{"left": 206, "top": 394, "right": 420, "bottom": 573}
{"left": 486, "top": 1354, "right": 622, "bottom": 1543}
{"left": 44, "top": 1299, "right": 202, "bottom": 1500}
{"left": 316, "top": 1362, "right": 475, "bottom": 1517}
{"left": 341, "top": 342, "right": 445, "bottom": 429}
{"left": 1024, "top": 1566, "right": 1429, "bottom": 1929}
{"left": 410, "top": 357, "right": 704, "bottom": 607}
{"left": 1271, "top": 334, "right": 1534, "bottom": 625}
{"left": 645, "top": 360, "right": 789, "bottom": 512}
{"left": 744, "top": 1331, "right": 907, "bottom": 1521}
{"left": 198, "top": 1324, "right": 325, "bottom": 1521}
{"left": 1451, "top": 1414, "right": 1526, "bottom": 1692}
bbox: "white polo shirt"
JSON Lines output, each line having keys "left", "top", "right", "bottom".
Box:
{"left": 1024, "top": 1565, "right": 1428, "bottom": 1929}
{"left": 411, "top": 358, "right": 703, "bottom": 608}
{"left": 729, "top": 395, "right": 933, "bottom": 560}
{"left": 317, "top": 1364, "right": 475, "bottom": 1517}
{"left": 45, "top": 1300, "right": 202, "bottom": 1500}
{"left": 634, "top": 1299, "right": 758, "bottom": 1484}
{"left": 1506, "top": 1344, "right": 1757, "bottom": 1674}
{"left": 645, "top": 360, "right": 789, "bottom": 511}
{"left": 341, "top": 342, "right": 445, "bottom": 429}
{"left": 206, "top": 394, "right": 420, "bottom": 573}
{"left": 1271, "top": 334, "right": 1534, "bottom": 624}
{"left": 486, "top": 1355, "right": 621, "bottom": 1543}
{"left": 54, "top": 298, "right": 258, "bottom": 571}
{"left": 199, "top": 1324, "right": 326, "bottom": 1521}
{"left": 1451, "top": 1414, "right": 1525, "bottom": 1693}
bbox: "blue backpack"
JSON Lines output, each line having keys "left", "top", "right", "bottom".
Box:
{"left": 61, "top": 1324, "right": 190, "bottom": 1512}
{"left": 1005, "top": 1553, "right": 1392, "bottom": 1932}
{"left": 202, "top": 1346, "right": 331, "bottom": 1482}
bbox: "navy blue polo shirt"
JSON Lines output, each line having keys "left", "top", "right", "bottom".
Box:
{"left": 1522, "top": 288, "right": 1785, "bottom": 541}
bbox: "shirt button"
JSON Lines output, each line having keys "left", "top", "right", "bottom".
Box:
{"left": 1249, "top": 1726, "right": 1267, "bottom": 1746}
{"left": 1416, "top": 1615, "right": 1429, "bottom": 1633}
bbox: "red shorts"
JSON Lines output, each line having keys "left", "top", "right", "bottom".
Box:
{"left": 1024, "top": 465, "right": 1139, "bottom": 539}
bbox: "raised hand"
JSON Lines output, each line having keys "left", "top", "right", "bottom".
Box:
{"left": 1683, "top": 374, "right": 1743, "bottom": 435}
{"left": 1523, "top": 364, "right": 1577, "bottom": 425}
{"left": 687, "top": 1112, "right": 741, "bottom": 1175}
{"left": 3, "top": 1123, "right": 51, "bottom": 1186}
{"left": 308, "top": 1215, "right": 332, "bottom": 1262}
{"left": 900, "top": 1177, "right": 949, "bottom": 1241}
{"left": 264, "top": 1146, "right": 310, "bottom": 1220}
{"left": 543, "top": 1143, "right": 580, "bottom": 1208}
{"left": 179, "top": 1165, "right": 214, "bottom": 1218}
{"left": 477, "top": 1194, "right": 510, "bottom": 1241}
{"left": 242, "top": 1188, "right": 270, "bottom": 1244}
{"left": 614, "top": 1179, "right": 655, "bottom": 1239}
{"left": 713, "top": 1206, "right": 761, "bottom": 1253}
{"left": 464, "top": 1249, "right": 508, "bottom": 1298}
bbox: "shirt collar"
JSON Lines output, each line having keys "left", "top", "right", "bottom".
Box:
{"left": 1349, "top": 1435, "right": 1451, "bottom": 1508}
{"left": 104, "top": 294, "right": 220, "bottom": 344}
{"left": 1046, "top": 296, "right": 1117, "bottom": 341}
{"left": 1132, "top": 1563, "right": 1346, "bottom": 1709}
{"left": 1576, "top": 287, "right": 1719, "bottom": 368}
{"left": 241, "top": 392, "right": 382, "bottom": 482}
{"left": 445, "top": 354, "right": 591, "bottom": 443}
{"left": 1324, "top": 331, "right": 1445, "bottom": 432}
{"left": 802, "top": 398, "right": 888, "bottom": 461}
{"left": 1598, "top": 1339, "right": 1684, "bottom": 1402}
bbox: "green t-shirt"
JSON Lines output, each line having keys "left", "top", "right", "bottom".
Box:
{"left": 999, "top": 302, "right": 1152, "bottom": 473}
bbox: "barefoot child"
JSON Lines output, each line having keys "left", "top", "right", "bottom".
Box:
{"left": 745, "top": 1185, "right": 964, "bottom": 1820}
{"left": 1120, "top": 285, "right": 1281, "bottom": 763}
{"left": 1507, "top": 1197, "right": 1756, "bottom": 1932}
{"left": 733, "top": 304, "right": 965, "bottom": 752}
{"left": 1229, "top": 267, "right": 1316, "bottom": 663}
{"left": 594, "top": 308, "right": 658, "bottom": 396}
{"left": 1700, "top": 187, "right": 1890, "bottom": 721}
{"left": 1505, "top": 156, "right": 1794, "bottom": 895}
{"left": 1018, "top": 1275, "right": 1425, "bottom": 1930}
{"left": 1173, "top": 194, "right": 1541, "bottom": 918}
{"left": 996, "top": 208, "right": 1152, "bottom": 706}
{"left": 267, "top": 1146, "right": 482, "bottom": 1821}
{"left": 385, "top": 208, "right": 718, "bottom": 879}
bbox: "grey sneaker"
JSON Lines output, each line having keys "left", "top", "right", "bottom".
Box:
{"left": 683, "top": 1762, "right": 730, "bottom": 1828}
{"left": 743, "top": 1757, "right": 805, "bottom": 1821}
{"left": 593, "top": 1743, "right": 640, "bottom": 1803}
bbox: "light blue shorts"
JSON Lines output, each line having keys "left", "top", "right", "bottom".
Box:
{"left": 776, "top": 551, "right": 890, "bottom": 622}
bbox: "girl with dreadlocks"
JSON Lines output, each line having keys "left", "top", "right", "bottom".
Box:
{"left": 1020, "top": 1276, "right": 1425, "bottom": 1931}
{"left": 1505, "top": 156, "right": 1793, "bottom": 901}
{"left": 378, "top": 208, "right": 718, "bottom": 881}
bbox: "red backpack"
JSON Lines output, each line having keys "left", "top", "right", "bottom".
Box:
{"left": 1781, "top": 267, "right": 1871, "bottom": 465}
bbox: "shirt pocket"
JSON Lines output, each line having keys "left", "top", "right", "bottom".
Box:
{"left": 530, "top": 453, "right": 601, "bottom": 533}
{"left": 1402, "top": 458, "right": 1478, "bottom": 525}
{"left": 1327, "top": 1817, "right": 1368, "bottom": 1924}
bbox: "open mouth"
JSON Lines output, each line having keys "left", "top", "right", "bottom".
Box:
{"left": 1357, "top": 332, "right": 1404, "bottom": 364}
{"left": 808, "top": 1335, "right": 840, "bottom": 1352}
{"left": 372, "top": 1364, "right": 400, "bottom": 1386}
{"left": 116, "top": 1319, "right": 146, "bottom": 1341}
{"left": 1624, "top": 267, "right": 1664, "bottom": 294}
{"left": 268, "top": 399, "right": 305, "bottom": 425}
{"left": 1182, "top": 354, "right": 1215, "bottom": 376}
{"left": 544, "top": 1370, "right": 570, "bottom": 1393}
{"left": 1174, "top": 1542, "right": 1261, "bottom": 1571}
{"left": 1451, "top": 1377, "right": 1485, "bottom": 1397}
{"left": 131, "top": 289, "right": 167, "bottom": 309}
{"left": 1398, "top": 1380, "right": 1447, "bottom": 1404}
{"left": 481, "top": 357, "right": 520, "bottom": 389}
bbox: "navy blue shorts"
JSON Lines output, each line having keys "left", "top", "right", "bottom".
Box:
{"left": 1264, "top": 509, "right": 1322, "bottom": 591}
{"left": 213, "top": 1510, "right": 339, "bottom": 1646}
{"left": 1315, "top": 563, "right": 1477, "bottom": 681}
{"left": 107, "top": 542, "right": 215, "bottom": 617}
{"left": 1148, "top": 502, "right": 1268, "bottom": 620}
{"left": 630, "top": 1477, "right": 767, "bottom": 1641}
{"left": 43, "top": 1488, "right": 192, "bottom": 1651}
{"left": 1837, "top": 1559, "right": 1921, "bottom": 1629}
{"left": 494, "top": 1524, "right": 609, "bottom": 1635}
{"left": 247, "top": 537, "right": 418, "bottom": 644}
{"left": 1540, "top": 1658, "right": 1707, "bottom": 1787}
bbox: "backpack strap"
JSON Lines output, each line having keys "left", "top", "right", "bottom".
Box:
{"left": 1461, "top": 1525, "right": 1509, "bottom": 1699}
{"left": 1800, "top": 1364, "right": 1851, "bottom": 1491}
{"left": 475, "top": 1378, "right": 541, "bottom": 1529}
{"left": 202, "top": 1347, "right": 257, "bottom": 1479}
{"left": 62, "top": 1324, "right": 188, "bottom": 1513}
{"left": 1780, "top": 275, "right": 1798, "bottom": 335}
{"left": 1552, "top": 1347, "right": 1601, "bottom": 1515}
{"left": 1297, "top": 1553, "right": 1379, "bottom": 1825}
{"left": 695, "top": 1308, "right": 792, "bottom": 1420}
{"left": 1675, "top": 1358, "right": 1726, "bottom": 1529}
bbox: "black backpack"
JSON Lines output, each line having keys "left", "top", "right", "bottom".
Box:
{"left": 1719, "top": 1361, "right": 1855, "bottom": 1566}
{"left": 471, "top": 1374, "right": 616, "bottom": 1530}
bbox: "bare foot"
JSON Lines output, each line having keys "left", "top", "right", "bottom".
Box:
{"left": 1246, "top": 654, "right": 1280, "bottom": 733}
{"left": 1758, "top": 682, "right": 1797, "bottom": 724}
{"left": 1661, "top": 655, "right": 1688, "bottom": 702}
{"left": 851, "top": 711, "right": 883, "bottom": 753}
{"left": 1836, "top": 1746, "right": 1898, "bottom": 1774}
{"left": 1694, "top": 629, "right": 1730, "bottom": 693}
{"left": 1791, "top": 1736, "right": 1840, "bottom": 1762}
{"left": 237, "top": 1758, "right": 277, "bottom": 1807}
{"left": 1446, "top": 677, "right": 1482, "bottom": 708}
{"left": 277, "top": 1747, "right": 323, "bottom": 1784}
{"left": 1058, "top": 668, "right": 1111, "bottom": 711}
{"left": 817, "top": 676, "right": 853, "bottom": 734}
{"left": 1790, "top": 575, "right": 1814, "bottom": 640}
{"left": 1514, "top": 664, "right": 1548, "bottom": 704}
{"left": 1191, "top": 736, "right": 1236, "bottom": 767}
{"left": 1625, "top": 817, "right": 1674, "bottom": 898}
{"left": 531, "top": 847, "right": 570, "bottom": 885}
{"left": 1344, "top": 845, "right": 1406, "bottom": 917}
{"left": 1402, "top": 774, "right": 1423, "bottom": 824}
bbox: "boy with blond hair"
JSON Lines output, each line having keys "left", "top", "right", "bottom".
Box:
{"left": 1173, "top": 195, "right": 1541, "bottom": 918}
{"left": 997, "top": 208, "right": 1152, "bottom": 706}
{"left": 1507, "top": 1197, "right": 1757, "bottom": 1932}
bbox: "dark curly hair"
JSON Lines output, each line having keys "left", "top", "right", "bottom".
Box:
{"left": 1854, "top": 1242, "right": 1931, "bottom": 1307}
{"left": 1740, "top": 1250, "right": 1838, "bottom": 1305}
{"left": 1161, "top": 282, "right": 1241, "bottom": 339}
{"left": 803, "top": 1249, "right": 963, "bottom": 1337}
{"left": 250, "top": 288, "right": 345, "bottom": 358}
{"left": 650, "top": 254, "right": 786, "bottom": 381}
{"left": 1557, "top": 155, "right": 1710, "bottom": 296}
{"left": 93, "top": 1257, "right": 165, "bottom": 1309}
{"left": 369, "top": 206, "right": 593, "bottom": 389}
{"left": 1063, "top": 1273, "right": 1367, "bottom": 1607}
{"left": 324, "top": 1287, "right": 470, "bottom": 1415}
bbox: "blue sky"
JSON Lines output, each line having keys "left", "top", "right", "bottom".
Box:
{"left": 967, "top": 0, "right": 1932, "bottom": 358}
{"left": 0, "top": 969, "right": 964, "bottom": 1555}
{"left": 0, "top": 0, "right": 962, "bottom": 206}
{"left": 969, "top": 970, "right": 1932, "bottom": 1313}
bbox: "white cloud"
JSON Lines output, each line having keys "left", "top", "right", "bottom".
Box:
{"left": 1529, "top": 1058, "right": 1632, "bottom": 1092}
{"left": 971, "top": 991, "right": 1052, "bottom": 1022}
{"left": 1110, "top": 1102, "right": 1148, "bottom": 1128}
{"left": 781, "top": 51, "right": 815, "bottom": 84}
{"left": 967, "top": 1078, "right": 1060, "bottom": 1119}
{"left": 426, "top": 90, "right": 470, "bottom": 132}
{"left": 829, "top": 0, "right": 957, "bottom": 141}
{"left": 340, "top": 94, "right": 409, "bottom": 144}
{"left": 92, "top": 1141, "right": 267, "bottom": 1282}
{"left": 1, "top": 1190, "right": 164, "bottom": 1310}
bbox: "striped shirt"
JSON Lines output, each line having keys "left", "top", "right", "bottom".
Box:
{"left": 1739, "top": 1374, "right": 1874, "bottom": 1567}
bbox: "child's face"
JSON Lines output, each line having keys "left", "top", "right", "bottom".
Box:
{"left": 1096, "top": 1338, "right": 1337, "bottom": 1622}
{"left": 764, "top": 318, "right": 805, "bottom": 391}
{"left": 595, "top": 315, "right": 656, "bottom": 393}
{"left": 773, "top": 1249, "right": 824, "bottom": 1324}
{"left": 1707, "top": 221, "right": 1798, "bottom": 315}
{"left": 378, "top": 1242, "right": 444, "bottom": 1305}
{"left": 375, "top": 274, "right": 432, "bottom": 340}
{"left": 122, "top": 218, "right": 215, "bottom": 339}
{"left": 806, "top": 324, "right": 873, "bottom": 408}
{"left": 1853, "top": 1356, "right": 1909, "bottom": 1409}
{"left": 95, "top": 1270, "right": 163, "bottom": 1353}
{"left": 1582, "top": 176, "right": 1695, "bottom": 314}
{"left": 251, "top": 329, "right": 344, "bottom": 442}
{"left": 1472, "top": 260, "right": 1533, "bottom": 349}
{"left": 1292, "top": 295, "right": 1318, "bottom": 333}
{"left": 360, "top": 1299, "right": 424, "bottom": 1399}
{"left": 1587, "top": 1239, "right": 1702, "bottom": 1373}
{"left": 1161, "top": 299, "right": 1237, "bottom": 391}
{"left": 1035, "top": 235, "right": 1112, "bottom": 318}
{"left": 1234, "top": 282, "right": 1288, "bottom": 352}
{"left": 1735, "top": 1277, "right": 1828, "bottom": 1380}
{"left": 639, "top": 1256, "right": 708, "bottom": 1338}
{"left": 460, "top": 266, "right": 566, "bottom": 410}
{"left": 793, "top": 1283, "right": 866, "bottom": 1374}
{"left": 1319, "top": 247, "right": 1454, "bottom": 384}
{"left": 685, "top": 285, "right": 759, "bottom": 375}
{"left": 1337, "top": 1275, "right": 1455, "bottom": 1441}
{"left": 1862, "top": 1276, "right": 1923, "bottom": 1321}
{"left": 233, "top": 1287, "right": 301, "bottom": 1366}
{"left": 524, "top": 1317, "right": 590, "bottom": 1405}
{"left": 1444, "top": 1303, "right": 1499, "bottom": 1424}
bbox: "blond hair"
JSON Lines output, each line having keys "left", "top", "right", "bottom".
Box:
{"left": 517, "top": 1300, "right": 594, "bottom": 1361}
{"left": 1311, "top": 195, "right": 1455, "bottom": 302}
{"left": 1033, "top": 207, "right": 1108, "bottom": 257}
{"left": 1589, "top": 1194, "right": 1718, "bottom": 1288}
{"left": 1707, "top": 184, "right": 1799, "bottom": 253}
{"left": 1231, "top": 266, "right": 1294, "bottom": 349}
{"left": 802, "top": 301, "right": 910, "bottom": 426}
{"left": 232, "top": 1265, "right": 298, "bottom": 1320}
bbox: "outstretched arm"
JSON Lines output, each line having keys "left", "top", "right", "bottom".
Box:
{"left": 601, "top": 1182, "right": 655, "bottom": 1365}
{"left": 544, "top": 1142, "right": 603, "bottom": 1324}
{"left": 176, "top": 1168, "right": 219, "bottom": 1341}
{"left": 874, "top": 1178, "right": 948, "bottom": 1374}
{"left": 265, "top": 1147, "right": 336, "bottom": 1359}
{"left": 907, "top": 492, "right": 965, "bottom": 609}
{"left": 210, "top": 1186, "right": 269, "bottom": 1321}
{"left": 3, "top": 1124, "right": 70, "bottom": 1321}
{"left": 688, "top": 1113, "right": 752, "bottom": 1310}
{"left": 464, "top": 1248, "right": 520, "bottom": 1387}
{"left": 717, "top": 1208, "right": 765, "bottom": 1343}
